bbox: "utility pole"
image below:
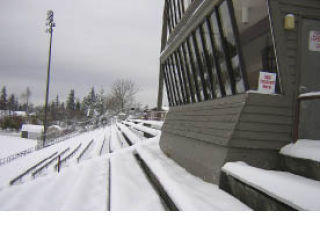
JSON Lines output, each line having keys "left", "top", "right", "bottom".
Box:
{"left": 43, "top": 10, "right": 56, "bottom": 147}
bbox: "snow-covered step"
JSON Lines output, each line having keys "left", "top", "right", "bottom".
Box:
{"left": 130, "top": 119, "right": 163, "bottom": 130}
{"left": 116, "top": 123, "right": 140, "bottom": 145}
{"left": 280, "top": 140, "right": 320, "bottom": 181}
{"left": 221, "top": 161, "right": 320, "bottom": 210}
{"left": 135, "top": 137, "right": 251, "bottom": 211}
{"left": 109, "top": 148, "right": 165, "bottom": 211}
{"left": 123, "top": 121, "right": 161, "bottom": 138}
{"left": 109, "top": 125, "right": 123, "bottom": 152}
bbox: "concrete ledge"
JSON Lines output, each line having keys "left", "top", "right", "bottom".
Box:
{"left": 219, "top": 171, "right": 295, "bottom": 211}
{"left": 281, "top": 155, "right": 320, "bottom": 181}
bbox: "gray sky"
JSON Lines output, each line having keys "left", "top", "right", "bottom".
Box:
{"left": 0, "top": 0, "right": 165, "bottom": 107}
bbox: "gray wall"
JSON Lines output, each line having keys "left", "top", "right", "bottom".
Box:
{"left": 159, "top": 0, "right": 320, "bottom": 184}
{"left": 160, "top": 93, "right": 292, "bottom": 183}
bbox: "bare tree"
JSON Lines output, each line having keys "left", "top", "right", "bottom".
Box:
{"left": 110, "top": 79, "right": 138, "bottom": 112}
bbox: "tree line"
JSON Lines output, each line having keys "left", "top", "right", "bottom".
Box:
{"left": 0, "top": 87, "right": 32, "bottom": 113}
{"left": 0, "top": 79, "right": 139, "bottom": 129}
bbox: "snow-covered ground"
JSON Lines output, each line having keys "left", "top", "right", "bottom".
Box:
{"left": 0, "top": 135, "right": 37, "bottom": 158}
{"left": 0, "top": 121, "right": 252, "bottom": 211}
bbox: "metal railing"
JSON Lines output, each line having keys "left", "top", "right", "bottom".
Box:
{"left": 0, "top": 147, "right": 36, "bottom": 167}
{"left": 9, "top": 152, "right": 58, "bottom": 185}
{"left": 77, "top": 140, "right": 94, "bottom": 163}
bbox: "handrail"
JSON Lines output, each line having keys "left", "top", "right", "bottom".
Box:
{"left": 54, "top": 143, "right": 82, "bottom": 170}
{"left": 32, "top": 147, "right": 70, "bottom": 178}
{"left": 293, "top": 94, "right": 320, "bottom": 142}
{"left": 0, "top": 147, "right": 36, "bottom": 167}
{"left": 9, "top": 152, "right": 58, "bottom": 185}
{"left": 99, "top": 137, "right": 106, "bottom": 156}
{"left": 77, "top": 139, "right": 94, "bottom": 163}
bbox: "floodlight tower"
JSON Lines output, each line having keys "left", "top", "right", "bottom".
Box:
{"left": 43, "top": 10, "right": 56, "bottom": 146}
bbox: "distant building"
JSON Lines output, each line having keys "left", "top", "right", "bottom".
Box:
{"left": 0, "top": 110, "right": 26, "bottom": 119}
{"left": 144, "top": 107, "right": 168, "bottom": 121}
{"left": 21, "top": 124, "right": 44, "bottom": 140}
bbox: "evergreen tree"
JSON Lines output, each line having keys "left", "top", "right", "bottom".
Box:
{"left": 96, "top": 88, "right": 105, "bottom": 115}
{"left": 81, "top": 87, "right": 97, "bottom": 116}
{"left": 0, "top": 86, "right": 8, "bottom": 110}
{"left": 8, "top": 94, "right": 18, "bottom": 112}
{"left": 66, "top": 89, "right": 76, "bottom": 111}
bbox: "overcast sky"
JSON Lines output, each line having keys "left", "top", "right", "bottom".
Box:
{"left": 0, "top": 0, "right": 165, "bottom": 107}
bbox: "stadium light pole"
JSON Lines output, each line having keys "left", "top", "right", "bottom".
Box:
{"left": 43, "top": 10, "right": 56, "bottom": 147}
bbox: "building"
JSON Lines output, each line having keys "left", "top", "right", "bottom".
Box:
{"left": 21, "top": 124, "right": 44, "bottom": 140}
{"left": 157, "top": 0, "right": 320, "bottom": 184}
{"left": 143, "top": 107, "right": 169, "bottom": 121}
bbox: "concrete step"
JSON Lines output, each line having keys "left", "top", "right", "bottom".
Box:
{"left": 219, "top": 162, "right": 320, "bottom": 211}
{"left": 280, "top": 140, "right": 320, "bottom": 181}
{"left": 280, "top": 155, "right": 320, "bottom": 181}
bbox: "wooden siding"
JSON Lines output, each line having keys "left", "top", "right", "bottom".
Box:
{"left": 162, "top": 94, "right": 247, "bottom": 146}
{"left": 162, "top": 93, "right": 293, "bottom": 150}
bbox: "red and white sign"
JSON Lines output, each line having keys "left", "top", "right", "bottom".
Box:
{"left": 258, "top": 72, "right": 277, "bottom": 94}
{"left": 309, "top": 31, "right": 320, "bottom": 52}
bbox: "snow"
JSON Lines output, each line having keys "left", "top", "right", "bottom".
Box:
{"left": 21, "top": 124, "right": 44, "bottom": 133}
{"left": 109, "top": 148, "right": 165, "bottom": 211}
{"left": 222, "top": 161, "right": 320, "bottom": 210}
{"left": 0, "top": 156, "right": 109, "bottom": 210}
{"left": 136, "top": 137, "right": 251, "bottom": 211}
{"left": 0, "top": 122, "right": 252, "bottom": 211}
{"left": 0, "top": 127, "right": 110, "bottom": 210}
{"left": 299, "top": 91, "right": 320, "bottom": 98}
{"left": 280, "top": 140, "right": 320, "bottom": 162}
{"left": 246, "top": 90, "right": 280, "bottom": 96}
{"left": 123, "top": 121, "right": 161, "bottom": 137}
{"left": 129, "top": 119, "right": 163, "bottom": 130}
{"left": 0, "top": 135, "right": 37, "bottom": 159}
{"left": 109, "top": 125, "right": 123, "bottom": 152}
{"left": 116, "top": 122, "right": 140, "bottom": 145}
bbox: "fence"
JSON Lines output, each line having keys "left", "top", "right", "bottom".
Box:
{"left": 0, "top": 147, "right": 36, "bottom": 167}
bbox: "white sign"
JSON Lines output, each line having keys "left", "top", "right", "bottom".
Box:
{"left": 258, "top": 72, "right": 277, "bottom": 94}
{"left": 309, "top": 31, "right": 320, "bottom": 52}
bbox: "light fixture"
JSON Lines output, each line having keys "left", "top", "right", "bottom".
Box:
{"left": 241, "top": 6, "right": 249, "bottom": 24}
{"left": 284, "top": 14, "right": 295, "bottom": 30}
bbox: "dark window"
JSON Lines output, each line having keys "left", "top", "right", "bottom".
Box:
{"left": 166, "top": 60, "right": 180, "bottom": 105}
{"left": 218, "top": 1, "right": 246, "bottom": 94}
{"left": 180, "top": 44, "right": 197, "bottom": 103}
{"left": 195, "top": 28, "right": 213, "bottom": 99}
{"left": 231, "top": 0, "right": 279, "bottom": 92}
{"left": 209, "top": 11, "right": 233, "bottom": 96}
{"left": 162, "top": 65, "right": 174, "bottom": 106}
{"left": 173, "top": 51, "right": 188, "bottom": 104}
{"left": 175, "top": 50, "right": 191, "bottom": 103}
{"left": 201, "top": 20, "right": 222, "bottom": 98}
{"left": 188, "top": 35, "right": 206, "bottom": 100}
{"left": 185, "top": 41, "right": 202, "bottom": 102}
{"left": 164, "top": 62, "right": 177, "bottom": 106}
{"left": 169, "top": 56, "right": 183, "bottom": 104}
